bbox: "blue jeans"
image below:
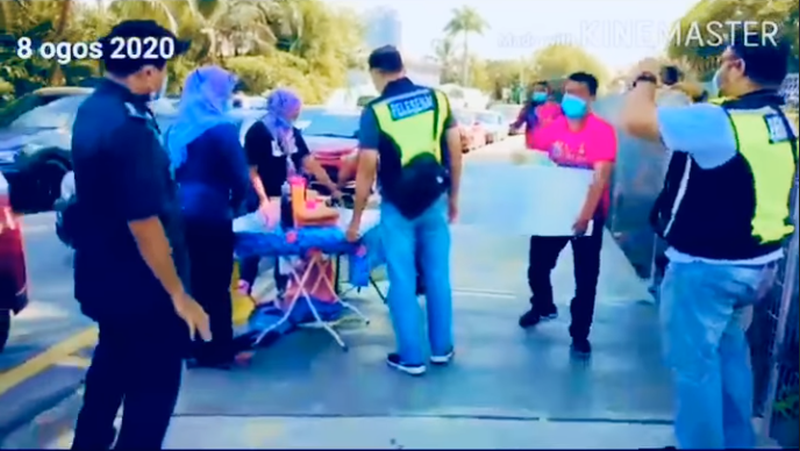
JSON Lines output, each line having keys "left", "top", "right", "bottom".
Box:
{"left": 660, "top": 260, "right": 778, "bottom": 449}
{"left": 381, "top": 196, "right": 453, "bottom": 364}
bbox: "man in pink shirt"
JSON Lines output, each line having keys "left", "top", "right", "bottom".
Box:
{"left": 519, "top": 72, "right": 617, "bottom": 357}
{"left": 510, "top": 81, "right": 562, "bottom": 148}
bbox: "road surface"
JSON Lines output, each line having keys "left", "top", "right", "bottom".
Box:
{"left": 0, "top": 211, "right": 92, "bottom": 442}
{"left": 1, "top": 137, "right": 675, "bottom": 449}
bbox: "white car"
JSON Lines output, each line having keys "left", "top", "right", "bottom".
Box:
{"left": 474, "top": 110, "right": 508, "bottom": 144}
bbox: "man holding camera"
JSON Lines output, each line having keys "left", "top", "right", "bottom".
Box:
{"left": 622, "top": 31, "right": 797, "bottom": 449}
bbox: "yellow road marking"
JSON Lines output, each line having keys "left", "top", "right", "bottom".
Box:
{"left": 0, "top": 327, "right": 98, "bottom": 396}
{"left": 55, "top": 355, "right": 92, "bottom": 369}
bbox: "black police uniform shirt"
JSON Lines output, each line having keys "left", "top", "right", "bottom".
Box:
{"left": 243, "top": 121, "right": 310, "bottom": 197}
{"left": 70, "top": 79, "right": 189, "bottom": 322}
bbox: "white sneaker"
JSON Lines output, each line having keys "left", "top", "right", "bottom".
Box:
{"left": 430, "top": 349, "right": 455, "bottom": 365}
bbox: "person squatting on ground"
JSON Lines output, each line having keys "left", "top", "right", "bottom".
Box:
{"left": 238, "top": 88, "right": 344, "bottom": 298}
{"left": 346, "top": 45, "right": 463, "bottom": 375}
{"left": 166, "top": 66, "right": 253, "bottom": 369}
{"left": 69, "top": 20, "right": 210, "bottom": 449}
{"left": 622, "top": 30, "right": 797, "bottom": 449}
{"left": 511, "top": 80, "right": 561, "bottom": 149}
{"left": 519, "top": 72, "right": 618, "bottom": 357}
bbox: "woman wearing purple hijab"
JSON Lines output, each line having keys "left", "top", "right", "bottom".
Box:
{"left": 166, "top": 65, "right": 252, "bottom": 368}
{"left": 239, "top": 88, "right": 342, "bottom": 295}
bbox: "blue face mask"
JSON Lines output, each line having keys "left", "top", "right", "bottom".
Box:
{"left": 531, "top": 92, "right": 547, "bottom": 103}
{"left": 561, "top": 93, "right": 588, "bottom": 119}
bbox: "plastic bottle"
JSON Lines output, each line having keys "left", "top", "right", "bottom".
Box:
{"left": 280, "top": 181, "right": 293, "bottom": 228}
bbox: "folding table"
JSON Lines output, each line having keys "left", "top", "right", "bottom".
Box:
{"left": 233, "top": 210, "right": 380, "bottom": 351}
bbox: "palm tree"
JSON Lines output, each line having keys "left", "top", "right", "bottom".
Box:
{"left": 431, "top": 36, "right": 457, "bottom": 83}
{"left": 443, "top": 6, "right": 488, "bottom": 86}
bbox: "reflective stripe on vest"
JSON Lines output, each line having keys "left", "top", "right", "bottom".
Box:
{"left": 726, "top": 107, "right": 797, "bottom": 243}
{"left": 370, "top": 89, "right": 448, "bottom": 166}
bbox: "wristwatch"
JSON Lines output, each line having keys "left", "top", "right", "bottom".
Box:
{"left": 633, "top": 72, "right": 658, "bottom": 88}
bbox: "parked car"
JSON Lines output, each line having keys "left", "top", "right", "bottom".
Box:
{"left": 295, "top": 108, "right": 360, "bottom": 186}
{"left": 0, "top": 87, "right": 91, "bottom": 129}
{"left": 454, "top": 110, "right": 487, "bottom": 152}
{"left": 0, "top": 172, "right": 27, "bottom": 352}
{"left": 0, "top": 95, "right": 87, "bottom": 212}
{"left": 0, "top": 92, "right": 181, "bottom": 213}
{"left": 475, "top": 110, "right": 508, "bottom": 144}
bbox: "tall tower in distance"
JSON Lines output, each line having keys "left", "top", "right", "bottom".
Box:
{"left": 363, "top": 6, "right": 402, "bottom": 50}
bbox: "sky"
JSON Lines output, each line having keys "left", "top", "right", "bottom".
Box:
{"left": 326, "top": 0, "right": 700, "bottom": 72}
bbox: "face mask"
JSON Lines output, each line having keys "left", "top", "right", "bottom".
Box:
{"left": 532, "top": 92, "right": 547, "bottom": 103}
{"left": 561, "top": 93, "right": 588, "bottom": 119}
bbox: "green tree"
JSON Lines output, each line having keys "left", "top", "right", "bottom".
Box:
{"left": 482, "top": 59, "right": 529, "bottom": 100}
{"left": 529, "top": 44, "right": 609, "bottom": 91}
{"left": 430, "top": 36, "right": 458, "bottom": 83}
{"left": 443, "top": 6, "right": 488, "bottom": 86}
{"left": 1, "top": 0, "right": 363, "bottom": 104}
{"left": 667, "top": 0, "right": 799, "bottom": 79}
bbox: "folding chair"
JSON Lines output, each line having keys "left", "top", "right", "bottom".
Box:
{"left": 253, "top": 250, "right": 369, "bottom": 351}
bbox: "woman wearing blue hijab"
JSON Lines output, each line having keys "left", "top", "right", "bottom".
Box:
{"left": 166, "top": 65, "right": 252, "bottom": 368}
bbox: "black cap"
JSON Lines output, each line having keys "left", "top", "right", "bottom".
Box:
{"left": 368, "top": 45, "right": 404, "bottom": 73}
{"left": 100, "top": 20, "right": 190, "bottom": 76}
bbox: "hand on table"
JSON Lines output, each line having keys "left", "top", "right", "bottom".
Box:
{"left": 330, "top": 188, "right": 344, "bottom": 202}
{"left": 346, "top": 219, "right": 360, "bottom": 242}
{"left": 258, "top": 200, "right": 279, "bottom": 227}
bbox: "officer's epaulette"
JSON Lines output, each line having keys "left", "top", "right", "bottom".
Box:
{"left": 124, "top": 102, "right": 150, "bottom": 121}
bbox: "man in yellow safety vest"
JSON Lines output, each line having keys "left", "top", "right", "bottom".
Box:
{"left": 622, "top": 30, "right": 797, "bottom": 449}
{"left": 345, "top": 46, "right": 463, "bottom": 376}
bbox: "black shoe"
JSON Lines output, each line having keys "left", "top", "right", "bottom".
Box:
{"left": 518, "top": 307, "right": 558, "bottom": 328}
{"left": 570, "top": 338, "right": 592, "bottom": 356}
{"left": 386, "top": 353, "right": 426, "bottom": 375}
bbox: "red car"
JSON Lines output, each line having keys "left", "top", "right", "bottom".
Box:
{"left": 0, "top": 172, "right": 28, "bottom": 352}
{"left": 297, "top": 108, "right": 361, "bottom": 187}
{"left": 454, "top": 110, "right": 487, "bottom": 152}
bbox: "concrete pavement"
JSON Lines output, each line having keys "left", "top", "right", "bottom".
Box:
{"left": 4, "top": 138, "right": 676, "bottom": 449}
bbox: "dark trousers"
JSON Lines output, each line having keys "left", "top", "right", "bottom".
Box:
{"left": 72, "top": 317, "right": 186, "bottom": 449}
{"left": 239, "top": 257, "right": 288, "bottom": 294}
{"left": 527, "top": 222, "right": 603, "bottom": 341}
{"left": 184, "top": 219, "right": 235, "bottom": 363}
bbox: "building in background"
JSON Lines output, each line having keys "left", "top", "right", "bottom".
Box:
{"left": 363, "top": 6, "right": 402, "bottom": 49}
{"left": 327, "top": 6, "right": 442, "bottom": 107}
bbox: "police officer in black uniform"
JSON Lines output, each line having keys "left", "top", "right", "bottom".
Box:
{"left": 69, "top": 20, "right": 210, "bottom": 449}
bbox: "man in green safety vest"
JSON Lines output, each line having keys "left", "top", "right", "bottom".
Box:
{"left": 346, "top": 46, "right": 463, "bottom": 376}
{"left": 622, "top": 30, "right": 797, "bottom": 449}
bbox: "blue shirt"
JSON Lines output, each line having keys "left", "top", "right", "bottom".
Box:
{"left": 175, "top": 123, "right": 252, "bottom": 222}
{"left": 657, "top": 103, "right": 792, "bottom": 264}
